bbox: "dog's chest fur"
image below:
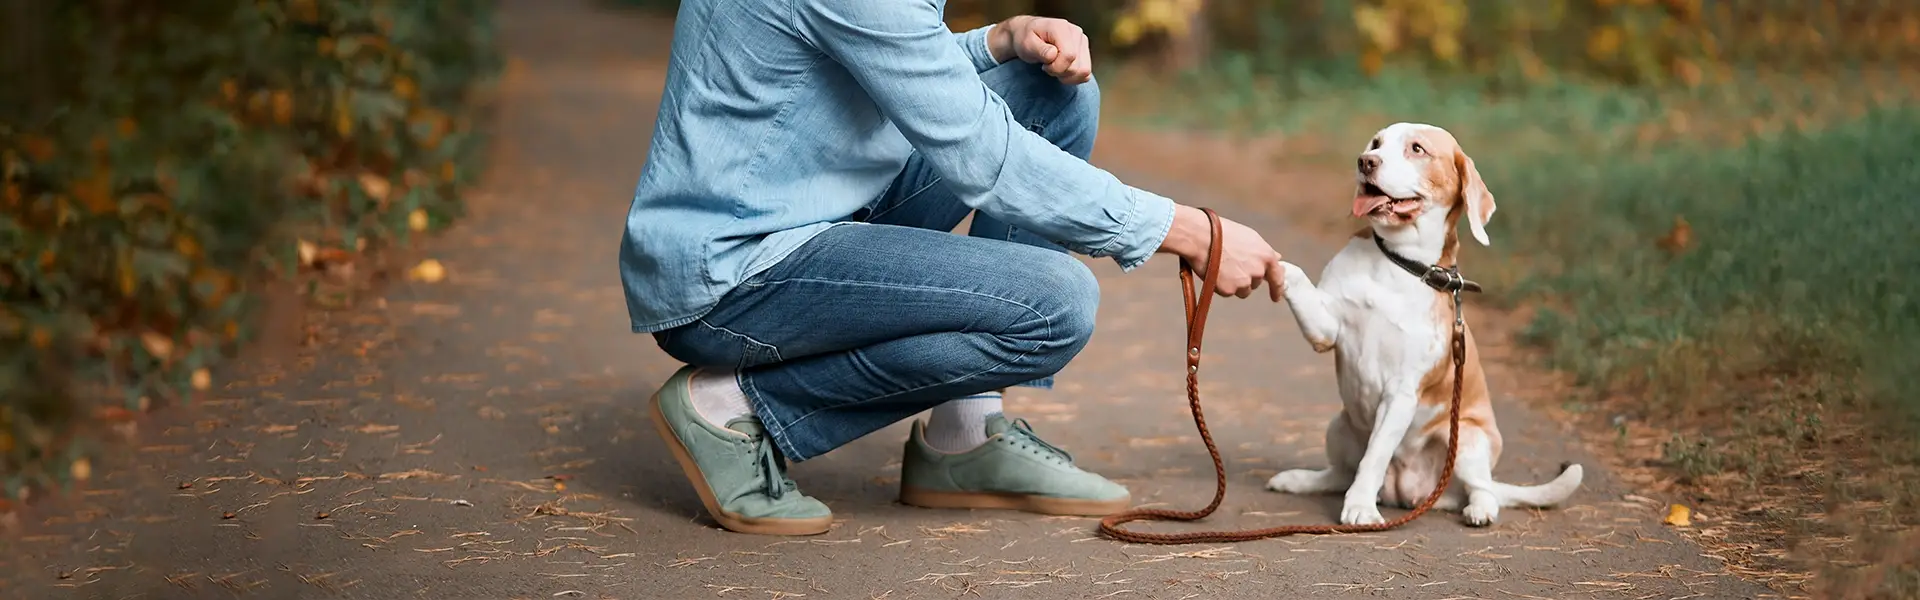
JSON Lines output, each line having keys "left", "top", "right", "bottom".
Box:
{"left": 1316, "top": 237, "right": 1452, "bottom": 441}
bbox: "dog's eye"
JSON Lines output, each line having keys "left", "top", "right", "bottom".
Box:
{"left": 1410, "top": 143, "right": 1426, "bottom": 155}
{"left": 1369, "top": 138, "right": 1381, "bottom": 150}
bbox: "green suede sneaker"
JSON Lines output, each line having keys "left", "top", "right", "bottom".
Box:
{"left": 650, "top": 367, "right": 832, "bottom": 535}
{"left": 899, "top": 414, "right": 1131, "bottom": 516}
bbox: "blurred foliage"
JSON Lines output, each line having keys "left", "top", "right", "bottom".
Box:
{"left": 949, "top": 0, "right": 1917, "bottom": 86}
{"left": 0, "top": 0, "right": 498, "bottom": 498}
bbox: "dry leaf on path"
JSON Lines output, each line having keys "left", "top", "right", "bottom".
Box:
{"left": 1664, "top": 503, "right": 1692, "bottom": 527}
{"left": 410, "top": 259, "right": 447, "bottom": 283}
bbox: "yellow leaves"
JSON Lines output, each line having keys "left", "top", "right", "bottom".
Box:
{"left": 1671, "top": 58, "right": 1703, "bottom": 88}
{"left": 1352, "top": 0, "right": 1468, "bottom": 71}
{"left": 174, "top": 233, "right": 202, "bottom": 260}
{"left": 358, "top": 172, "right": 392, "bottom": 204}
{"left": 140, "top": 331, "right": 175, "bottom": 361}
{"left": 191, "top": 368, "right": 213, "bottom": 392}
{"left": 70, "top": 458, "right": 91, "bottom": 482}
{"left": 271, "top": 90, "right": 295, "bottom": 125}
{"left": 408, "top": 259, "right": 446, "bottom": 283}
{"left": 29, "top": 327, "right": 53, "bottom": 350}
{"left": 334, "top": 103, "right": 355, "bottom": 139}
{"left": 1111, "top": 0, "right": 1206, "bottom": 48}
{"left": 1354, "top": 5, "right": 1400, "bottom": 53}
{"left": 1657, "top": 215, "right": 1692, "bottom": 255}
{"left": 393, "top": 76, "right": 417, "bottom": 101}
{"left": 20, "top": 135, "right": 57, "bottom": 162}
{"left": 1588, "top": 26, "right": 1624, "bottom": 60}
{"left": 117, "top": 248, "right": 137, "bottom": 296}
{"left": 1359, "top": 49, "right": 1385, "bottom": 77}
{"left": 1663, "top": 503, "right": 1692, "bottom": 527}
{"left": 297, "top": 239, "right": 319, "bottom": 268}
{"left": 408, "top": 209, "right": 430, "bottom": 232}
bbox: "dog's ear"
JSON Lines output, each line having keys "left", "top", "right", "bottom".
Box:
{"left": 1453, "top": 146, "right": 1495, "bottom": 246}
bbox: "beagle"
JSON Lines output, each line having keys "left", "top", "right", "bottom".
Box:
{"left": 1266, "top": 123, "right": 1583, "bottom": 527}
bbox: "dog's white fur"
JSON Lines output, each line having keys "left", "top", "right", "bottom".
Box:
{"left": 1265, "top": 123, "right": 1583, "bottom": 527}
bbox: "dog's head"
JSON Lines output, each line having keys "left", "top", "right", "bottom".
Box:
{"left": 1350, "top": 123, "right": 1497, "bottom": 245}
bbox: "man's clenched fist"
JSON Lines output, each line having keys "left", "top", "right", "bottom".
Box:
{"left": 990, "top": 16, "right": 1093, "bottom": 85}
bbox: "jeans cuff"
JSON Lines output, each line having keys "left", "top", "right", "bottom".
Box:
{"left": 735, "top": 370, "right": 814, "bottom": 463}
{"left": 1013, "top": 376, "right": 1053, "bottom": 390}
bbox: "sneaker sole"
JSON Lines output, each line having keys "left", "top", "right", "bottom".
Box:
{"left": 649, "top": 391, "right": 833, "bottom": 536}
{"left": 899, "top": 485, "right": 1131, "bottom": 517}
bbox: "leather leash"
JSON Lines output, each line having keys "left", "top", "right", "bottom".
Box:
{"left": 1098, "top": 208, "right": 1476, "bottom": 545}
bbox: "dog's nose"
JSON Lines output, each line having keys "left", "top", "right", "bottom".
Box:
{"left": 1358, "top": 154, "right": 1382, "bottom": 175}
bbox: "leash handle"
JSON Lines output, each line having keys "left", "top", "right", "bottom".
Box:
{"left": 1098, "top": 208, "right": 1467, "bottom": 545}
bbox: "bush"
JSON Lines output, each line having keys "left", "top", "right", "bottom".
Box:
{"left": 0, "top": 0, "right": 499, "bottom": 497}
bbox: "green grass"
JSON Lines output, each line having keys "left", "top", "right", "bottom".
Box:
{"left": 1125, "top": 59, "right": 1920, "bottom": 596}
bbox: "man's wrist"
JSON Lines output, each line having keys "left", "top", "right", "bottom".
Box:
{"left": 988, "top": 16, "right": 1032, "bottom": 64}
{"left": 1158, "top": 204, "right": 1210, "bottom": 264}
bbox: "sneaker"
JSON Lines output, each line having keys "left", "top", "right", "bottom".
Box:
{"left": 650, "top": 367, "right": 832, "bottom": 535}
{"left": 898, "top": 413, "right": 1131, "bottom": 516}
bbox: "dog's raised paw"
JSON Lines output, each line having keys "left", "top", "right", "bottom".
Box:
{"left": 1339, "top": 503, "right": 1385, "bottom": 526}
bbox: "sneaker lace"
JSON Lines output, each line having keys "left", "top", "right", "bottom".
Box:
{"left": 754, "top": 437, "right": 798, "bottom": 500}
{"left": 1007, "top": 417, "right": 1074, "bottom": 465}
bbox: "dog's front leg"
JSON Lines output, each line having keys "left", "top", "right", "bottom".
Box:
{"left": 1340, "top": 390, "right": 1419, "bottom": 525}
{"left": 1279, "top": 262, "right": 1339, "bottom": 353}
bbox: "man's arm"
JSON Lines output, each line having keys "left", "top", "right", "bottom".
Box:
{"left": 952, "top": 24, "right": 1002, "bottom": 73}
{"left": 797, "top": 0, "right": 1173, "bottom": 271}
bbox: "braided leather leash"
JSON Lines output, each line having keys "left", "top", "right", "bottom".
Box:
{"left": 1097, "top": 207, "right": 1472, "bottom": 544}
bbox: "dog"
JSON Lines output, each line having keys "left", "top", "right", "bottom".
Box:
{"left": 1265, "top": 123, "right": 1584, "bottom": 527}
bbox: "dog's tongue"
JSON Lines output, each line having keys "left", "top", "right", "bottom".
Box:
{"left": 1352, "top": 193, "right": 1390, "bottom": 218}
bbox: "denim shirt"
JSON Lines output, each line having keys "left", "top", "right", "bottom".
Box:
{"left": 620, "top": 0, "right": 1177, "bottom": 333}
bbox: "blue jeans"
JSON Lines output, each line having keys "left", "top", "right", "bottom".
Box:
{"left": 653, "top": 62, "right": 1103, "bottom": 462}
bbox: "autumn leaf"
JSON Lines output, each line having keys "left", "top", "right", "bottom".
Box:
{"left": 1663, "top": 504, "right": 1692, "bottom": 527}
{"left": 297, "top": 239, "right": 319, "bottom": 267}
{"left": 359, "top": 173, "right": 392, "bottom": 203}
{"left": 409, "top": 259, "right": 447, "bottom": 283}
{"left": 140, "top": 331, "right": 175, "bottom": 360}
{"left": 409, "top": 209, "right": 430, "bottom": 232}
{"left": 1657, "top": 215, "right": 1692, "bottom": 255}
{"left": 191, "top": 368, "right": 213, "bottom": 391}
{"left": 271, "top": 90, "right": 295, "bottom": 125}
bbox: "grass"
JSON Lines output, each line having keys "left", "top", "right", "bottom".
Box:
{"left": 1115, "top": 57, "right": 1920, "bottom": 598}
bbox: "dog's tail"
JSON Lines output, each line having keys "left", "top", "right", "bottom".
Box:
{"left": 1492, "top": 463, "right": 1585, "bottom": 508}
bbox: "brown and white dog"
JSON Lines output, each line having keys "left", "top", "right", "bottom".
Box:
{"left": 1266, "top": 123, "right": 1583, "bottom": 526}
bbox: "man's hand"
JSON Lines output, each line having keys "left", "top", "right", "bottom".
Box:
{"left": 1157, "top": 205, "right": 1286, "bottom": 301}
{"left": 990, "top": 16, "right": 1092, "bottom": 84}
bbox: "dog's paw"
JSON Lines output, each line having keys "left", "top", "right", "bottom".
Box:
{"left": 1339, "top": 503, "right": 1385, "bottom": 526}
{"left": 1277, "top": 262, "right": 1311, "bottom": 293}
{"left": 1462, "top": 502, "right": 1499, "bottom": 527}
{"left": 1266, "top": 469, "right": 1325, "bottom": 494}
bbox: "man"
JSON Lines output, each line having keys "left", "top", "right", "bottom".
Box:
{"left": 621, "top": 0, "right": 1286, "bottom": 536}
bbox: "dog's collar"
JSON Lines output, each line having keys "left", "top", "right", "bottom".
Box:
{"left": 1374, "top": 234, "right": 1482, "bottom": 294}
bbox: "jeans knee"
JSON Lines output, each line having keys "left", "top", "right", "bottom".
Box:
{"left": 991, "top": 62, "right": 1101, "bottom": 159}
{"left": 1025, "top": 252, "right": 1100, "bottom": 364}
{"left": 1052, "top": 75, "right": 1100, "bottom": 158}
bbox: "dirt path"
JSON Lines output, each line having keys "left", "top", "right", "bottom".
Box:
{"left": 2, "top": 1, "right": 1777, "bottom": 598}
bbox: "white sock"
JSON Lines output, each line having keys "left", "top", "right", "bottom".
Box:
{"left": 688, "top": 369, "right": 754, "bottom": 428}
{"left": 925, "top": 392, "right": 1003, "bottom": 453}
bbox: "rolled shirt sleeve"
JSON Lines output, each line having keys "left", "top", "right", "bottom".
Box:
{"left": 800, "top": 0, "right": 1175, "bottom": 271}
